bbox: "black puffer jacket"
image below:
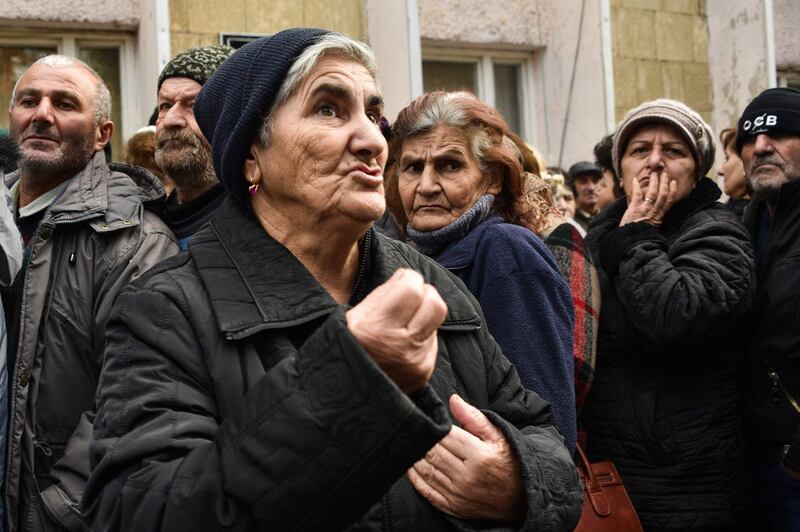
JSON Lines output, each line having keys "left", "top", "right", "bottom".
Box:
{"left": 83, "top": 199, "right": 583, "bottom": 532}
{"left": 741, "top": 178, "right": 800, "bottom": 471}
{"left": 583, "top": 178, "right": 755, "bottom": 530}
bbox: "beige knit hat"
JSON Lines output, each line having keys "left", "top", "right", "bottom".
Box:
{"left": 612, "top": 98, "right": 715, "bottom": 180}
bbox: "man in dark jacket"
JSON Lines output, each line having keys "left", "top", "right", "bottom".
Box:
{"left": 737, "top": 87, "right": 800, "bottom": 531}
{"left": 155, "top": 45, "right": 233, "bottom": 249}
{"left": 5, "top": 55, "right": 178, "bottom": 531}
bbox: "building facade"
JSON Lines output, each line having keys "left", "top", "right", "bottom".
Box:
{"left": 1, "top": 0, "right": 798, "bottom": 170}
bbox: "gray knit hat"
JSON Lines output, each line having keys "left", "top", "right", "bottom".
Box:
{"left": 612, "top": 98, "right": 715, "bottom": 180}
{"left": 158, "top": 45, "right": 235, "bottom": 90}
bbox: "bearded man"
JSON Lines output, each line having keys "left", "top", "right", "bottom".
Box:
{"left": 4, "top": 55, "right": 178, "bottom": 532}
{"left": 155, "top": 45, "right": 233, "bottom": 249}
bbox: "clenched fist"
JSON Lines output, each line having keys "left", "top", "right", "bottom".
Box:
{"left": 346, "top": 269, "right": 448, "bottom": 393}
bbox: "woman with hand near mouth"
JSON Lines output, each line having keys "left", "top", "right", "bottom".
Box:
{"left": 385, "top": 91, "right": 578, "bottom": 454}
{"left": 583, "top": 99, "right": 755, "bottom": 531}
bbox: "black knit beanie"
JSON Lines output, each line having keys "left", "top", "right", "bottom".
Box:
{"left": 736, "top": 87, "right": 800, "bottom": 153}
{"left": 194, "top": 28, "right": 330, "bottom": 204}
{"left": 158, "top": 45, "right": 234, "bottom": 90}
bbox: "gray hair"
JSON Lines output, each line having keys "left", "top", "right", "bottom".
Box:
{"left": 256, "top": 33, "right": 380, "bottom": 147}
{"left": 393, "top": 91, "right": 493, "bottom": 172}
{"left": 9, "top": 54, "right": 112, "bottom": 125}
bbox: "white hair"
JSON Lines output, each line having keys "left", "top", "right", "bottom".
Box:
{"left": 8, "top": 54, "right": 112, "bottom": 124}
{"left": 257, "top": 33, "right": 380, "bottom": 147}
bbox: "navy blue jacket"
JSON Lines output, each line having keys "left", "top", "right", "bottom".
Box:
{"left": 435, "top": 216, "right": 577, "bottom": 452}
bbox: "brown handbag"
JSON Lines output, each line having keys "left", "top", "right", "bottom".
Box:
{"left": 573, "top": 443, "right": 643, "bottom": 532}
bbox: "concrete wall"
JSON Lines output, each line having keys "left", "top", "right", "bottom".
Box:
{"left": 169, "top": 0, "right": 365, "bottom": 54}
{"left": 367, "top": 0, "right": 419, "bottom": 122}
{"left": 774, "top": 0, "right": 800, "bottom": 72}
{"left": 535, "top": 0, "right": 610, "bottom": 167}
{"left": 706, "top": 1, "right": 770, "bottom": 140}
{"left": 1, "top": 0, "right": 139, "bottom": 28}
{"left": 418, "top": 0, "right": 543, "bottom": 47}
{"left": 610, "top": 0, "right": 712, "bottom": 124}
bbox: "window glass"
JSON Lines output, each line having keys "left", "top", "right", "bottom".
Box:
{"left": 0, "top": 46, "right": 57, "bottom": 131}
{"left": 79, "top": 46, "right": 123, "bottom": 161}
{"left": 423, "top": 60, "right": 478, "bottom": 94}
{"left": 493, "top": 63, "right": 521, "bottom": 135}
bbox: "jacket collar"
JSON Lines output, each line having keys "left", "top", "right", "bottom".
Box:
{"left": 6, "top": 151, "right": 166, "bottom": 230}
{"left": 434, "top": 215, "right": 504, "bottom": 270}
{"left": 191, "top": 199, "right": 481, "bottom": 339}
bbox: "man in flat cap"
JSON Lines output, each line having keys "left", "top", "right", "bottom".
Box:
{"left": 155, "top": 45, "right": 233, "bottom": 249}
{"left": 737, "top": 87, "right": 800, "bottom": 530}
{"left": 567, "top": 160, "right": 602, "bottom": 232}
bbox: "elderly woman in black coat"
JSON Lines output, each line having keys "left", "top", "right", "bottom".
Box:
{"left": 82, "top": 29, "right": 582, "bottom": 532}
{"left": 583, "top": 99, "right": 755, "bottom": 531}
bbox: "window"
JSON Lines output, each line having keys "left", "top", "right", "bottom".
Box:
{"left": 422, "top": 49, "right": 536, "bottom": 140}
{"left": 1, "top": 33, "right": 135, "bottom": 162}
{"left": 778, "top": 71, "right": 800, "bottom": 91}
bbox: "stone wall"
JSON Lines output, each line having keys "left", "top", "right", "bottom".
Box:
{"left": 1, "top": 0, "right": 139, "bottom": 28}
{"left": 169, "top": 0, "right": 365, "bottom": 55}
{"left": 611, "top": 0, "right": 712, "bottom": 123}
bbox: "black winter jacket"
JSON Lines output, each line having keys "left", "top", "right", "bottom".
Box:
{"left": 741, "top": 179, "right": 800, "bottom": 471}
{"left": 583, "top": 178, "right": 755, "bottom": 530}
{"left": 83, "top": 199, "right": 583, "bottom": 532}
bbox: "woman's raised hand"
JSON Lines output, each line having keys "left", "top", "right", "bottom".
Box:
{"left": 620, "top": 169, "right": 678, "bottom": 227}
{"left": 346, "top": 269, "right": 448, "bottom": 393}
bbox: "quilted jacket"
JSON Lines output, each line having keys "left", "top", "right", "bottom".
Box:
{"left": 583, "top": 178, "right": 755, "bottom": 530}
{"left": 83, "top": 198, "right": 583, "bottom": 532}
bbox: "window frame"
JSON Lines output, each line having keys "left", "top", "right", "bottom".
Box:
{"left": 421, "top": 47, "right": 537, "bottom": 142}
{"left": 0, "top": 31, "right": 137, "bottom": 148}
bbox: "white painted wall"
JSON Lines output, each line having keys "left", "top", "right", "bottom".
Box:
{"left": 706, "top": 1, "right": 771, "bottom": 140}
{"left": 774, "top": 0, "right": 800, "bottom": 72}
{"left": 366, "top": 0, "right": 419, "bottom": 122}
{"left": 534, "top": 0, "right": 609, "bottom": 168}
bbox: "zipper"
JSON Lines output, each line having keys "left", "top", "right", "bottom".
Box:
{"left": 764, "top": 356, "right": 800, "bottom": 415}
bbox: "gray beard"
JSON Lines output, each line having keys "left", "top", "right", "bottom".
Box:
{"left": 155, "top": 140, "right": 217, "bottom": 193}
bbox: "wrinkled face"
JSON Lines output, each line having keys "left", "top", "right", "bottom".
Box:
{"left": 398, "top": 124, "right": 501, "bottom": 232}
{"left": 555, "top": 186, "right": 576, "bottom": 218}
{"left": 155, "top": 77, "right": 215, "bottom": 187}
{"left": 573, "top": 173, "right": 600, "bottom": 212}
{"left": 719, "top": 141, "right": 748, "bottom": 200}
{"left": 9, "top": 63, "right": 104, "bottom": 178}
{"left": 620, "top": 123, "right": 697, "bottom": 204}
{"left": 595, "top": 169, "right": 618, "bottom": 211}
{"left": 249, "top": 55, "right": 387, "bottom": 226}
{"left": 740, "top": 133, "right": 800, "bottom": 204}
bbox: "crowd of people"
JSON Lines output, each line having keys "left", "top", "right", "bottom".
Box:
{"left": 0, "top": 26, "right": 796, "bottom": 532}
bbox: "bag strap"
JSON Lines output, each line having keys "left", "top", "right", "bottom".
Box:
{"left": 574, "top": 442, "right": 612, "bottom": 517}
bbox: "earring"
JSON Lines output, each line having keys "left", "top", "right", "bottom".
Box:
{"left": 248, "top": 183, "right": 259, "bottom": 196}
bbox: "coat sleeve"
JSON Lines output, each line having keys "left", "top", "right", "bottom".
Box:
{"left": 40, "top": 214, "right": 179, "bottom": 531}
{"left": 598, "top": 214, "right": 754, "bottom": 345}
{"left": 82, "top": 275, "right": 452, "bottom": 532}
{"left": 0, "top": 175, "right": 22, "bottom": 286}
